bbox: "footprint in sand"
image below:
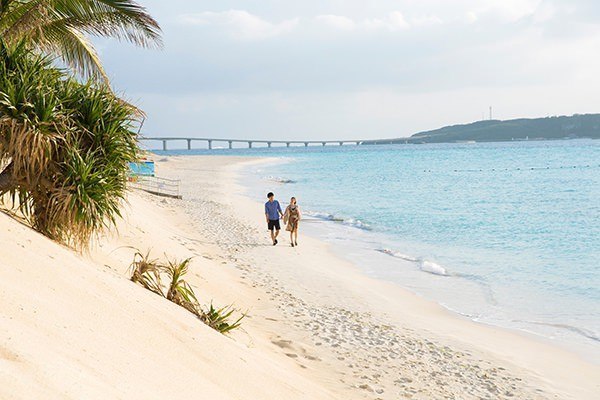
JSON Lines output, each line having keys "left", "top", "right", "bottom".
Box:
{"left": 271, "top": 338, "right": 321, "bottom": 363}
{"left": 271, "top": 338, "right": 293, "bottom": 349}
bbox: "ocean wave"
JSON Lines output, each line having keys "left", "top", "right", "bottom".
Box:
{"left": 265, "top": 176, "right": 296, "bottom": 184}
{"left": 376, "top": 248, "right": 448, "bottom": 276}
{"left": 304, "top": 211, "right": 371, "bottom": 230}
{"left": 342, "top": 218, "right": 371, "bottom": 230}
{"left": 515, "top": 320, "right": 600, "bottom": 343}
{"left": 376, "top": 248, "right": 419, "bottom": 262}
{"left": 419, "top": 260, "right": 449, "bottom": 276}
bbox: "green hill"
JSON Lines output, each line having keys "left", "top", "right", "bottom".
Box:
{"left": 363, "top": 114, "right": 600, "bottom": 144}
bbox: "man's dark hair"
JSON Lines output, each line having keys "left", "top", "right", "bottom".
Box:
{"left": 267, "top": 192, "right": 274, "bottom": 198}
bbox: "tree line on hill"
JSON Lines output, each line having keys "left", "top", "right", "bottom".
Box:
{"left": 362, "top": 114, "right": 600, "bottom": 145}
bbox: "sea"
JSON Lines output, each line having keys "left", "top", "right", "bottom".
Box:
{"left": 156, "top": 139, "right": 600, "bottom": 361}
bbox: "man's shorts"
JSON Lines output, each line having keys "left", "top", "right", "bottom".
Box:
{"left": 268, "top": 219, "right": 281, "bottom": 231}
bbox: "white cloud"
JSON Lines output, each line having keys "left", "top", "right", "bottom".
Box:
{"left": 315, "top": 15, "right": 356, "bottom": 30}
{"left": 465, "top": 11, "right": 478, "bottom": 24}
{"left": 180, "top": 10, "right": 299, "bottom": 40}
{"left": 387, "top": 11, "right": 411, "bottom": 30}
{"left": 315, "top": 11, "right": 442, "bottom": 32}
{"left": 411, "top": 14, "right": 443, "bottom": 27}
{"left": 475, "top": 0, "right": 542, "bottom": 22}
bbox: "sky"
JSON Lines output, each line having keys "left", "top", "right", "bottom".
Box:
{"left": 98, "top": 0, "right": 600, "bottom": 141}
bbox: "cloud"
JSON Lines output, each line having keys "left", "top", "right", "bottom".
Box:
{"left": 180, "top": 10, "right": 299, "bottom": 40}
{"left": 315, "top": 11, "right": 440, "bottom": 32}
{"left": 365, "top": 11, "right": 411, "bottom": 31}
{"left": 470, "top": 0, "right": 541, "bottom": 23}
{"left": 465, "top": 11, "right": 478, "bottom": 23}
{"left": 411, "top": 14, "right": 443, "bottom": 27}
{"left": 315, "top": 15, "right": 356, "bottom": 30}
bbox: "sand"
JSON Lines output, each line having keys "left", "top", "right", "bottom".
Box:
{"left": 0, "top": 188, "right": 335, "bottom": 399}
{"left": 1, "top": 154, "right": 599, "bottom": 399}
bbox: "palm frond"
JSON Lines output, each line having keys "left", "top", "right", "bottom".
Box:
{"left": 0, "top": 0, "right": 162, "bottom": 81}
{"left": 0, "top": 0, "right": 48, "bottom": 41}
{"left": 30, "top": 22, "right": 108, "bottom": 81}
{"left": 50, "top": 0, "right": 162, "bottom": 48}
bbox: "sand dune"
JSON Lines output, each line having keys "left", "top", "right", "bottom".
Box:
{"left": 0, "top": 198, "right": 335, "bottom": 399}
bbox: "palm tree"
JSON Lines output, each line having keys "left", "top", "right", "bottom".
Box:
{"left": 0, "top": 0, "right": 162, "bottom": 81}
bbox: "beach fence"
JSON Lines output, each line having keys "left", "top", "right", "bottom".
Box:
{"left": 128, "top": 161, "right": 182, "bottom": 199}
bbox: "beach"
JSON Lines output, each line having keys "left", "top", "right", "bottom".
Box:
{"left": 1, "top": 154, "right": 599, "bottom": 399}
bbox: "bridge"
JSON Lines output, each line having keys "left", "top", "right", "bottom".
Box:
{"left": 140, "top": 137, "right": 365, "bottom": 151}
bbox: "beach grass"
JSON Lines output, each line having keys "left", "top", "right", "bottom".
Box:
{"left": 201, "top": 303, "right": 245, "bottom": 335}
{"left": 129, "top": 250, "right": 164, "bottom": 297}
{"left": 129, "top": 249, "right": 244, "bottom": 334}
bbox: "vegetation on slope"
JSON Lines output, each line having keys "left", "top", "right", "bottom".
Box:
{"left": 363, "top": 114, "right": 600, "bottom": 144}
{"left": 129, "top": 250, "right": 245, "bottom": 334}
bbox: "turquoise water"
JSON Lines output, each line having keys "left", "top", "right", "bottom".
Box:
{"left": 158, "top": 140, "right": 600, "bottom": 359}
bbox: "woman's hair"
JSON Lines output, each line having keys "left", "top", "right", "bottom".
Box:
{"left": 290, "top": 196, "right": 296, "bottom": 204}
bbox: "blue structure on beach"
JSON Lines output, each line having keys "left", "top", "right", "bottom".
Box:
{"left": 128, "top": 161, "right": 155, "bottom": 176}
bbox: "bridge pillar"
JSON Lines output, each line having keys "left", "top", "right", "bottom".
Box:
{"left": 228, "top": 141, "right": 233, "bottom": 149}
{"left": 162, "top": 140, "right": 167, "bottom": 151}
{"left": 248, "top": 142, "right": 253, "bottom": 148}
{"left": 267, "top": 142, "right": 272, "bottom": 148}
{"left": 208, "top": 140, "right": 212, "bottom": 150}
{"left": 355, "top": 141, "right": 360, "bottom": 145}
{"left": 187, "top": 139, "right": 192, "bottom": 150}
{"left": 304, "top": 142, "right": 309, "bottom": 147}
{"left": 322, "top": 142, "right": 326, "bottom": 146}
{"left": 286, "top": 142, "right": 290, "bottom": 147}
{"left": 339, "top": 141, "right": 344, "bottom": 146}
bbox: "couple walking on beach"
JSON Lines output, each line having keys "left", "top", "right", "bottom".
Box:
{"left": 265, "top": 192, "right": 301, "bottom": 247}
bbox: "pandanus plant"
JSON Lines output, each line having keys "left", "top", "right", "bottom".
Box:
{"left": 0, "top": 41, "right": 139, "bottom": 246}
{"left": 0, "top": 1, "right": 160, "bottom": 245}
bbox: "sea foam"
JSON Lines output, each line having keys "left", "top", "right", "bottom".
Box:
{"left": 305, "top": 211, "right": 371, "bottom": 230}
{"left": 376, "top": 249, "right": 449, "bottom": 276}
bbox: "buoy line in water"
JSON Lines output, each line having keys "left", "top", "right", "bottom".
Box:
{"left": 418, "top": 164, "right": 600, "bottom": 173}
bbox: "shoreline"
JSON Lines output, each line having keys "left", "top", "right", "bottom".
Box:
{"left": 153, "top": 154, "right": 599, "bottom": 399}
{"left": 307, "top": 214, "right": 600, "bottom": 365}
{"left": 233, "top": 153, "right": 600, "bottom": 364}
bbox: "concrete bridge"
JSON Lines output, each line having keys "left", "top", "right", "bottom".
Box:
{"left": 140, "top": 137, "right": 364, "bottom": 151}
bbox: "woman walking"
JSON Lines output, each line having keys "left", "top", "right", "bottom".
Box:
{"left": 284, "top": 197, "right": 301, "bottom": 247}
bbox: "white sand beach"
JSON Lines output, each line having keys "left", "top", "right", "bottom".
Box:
{"left": 1, "top": 154, "right": 599, "bottom": 399}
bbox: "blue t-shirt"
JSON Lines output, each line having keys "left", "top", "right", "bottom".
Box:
{"left": 265, "top": 200, "right": 282, "bottom": 220}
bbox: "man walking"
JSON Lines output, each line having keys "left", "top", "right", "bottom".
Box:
{"left": 265, "top": 192, "right": 284, "bottom": 245}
